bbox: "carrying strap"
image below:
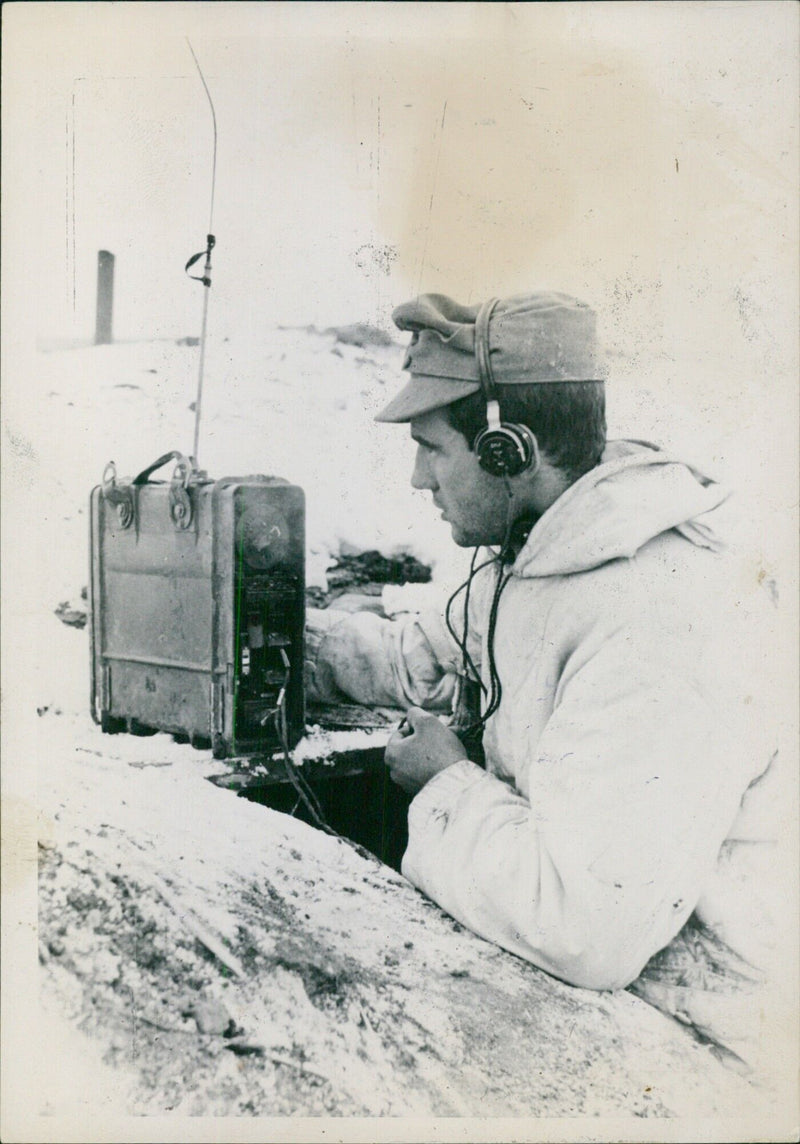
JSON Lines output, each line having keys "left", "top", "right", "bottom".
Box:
{"left": 133, "top": 451, "right": 197, "bottom": 485}
{"left": 128, "top": 452, "right": 201, "bottom": 530}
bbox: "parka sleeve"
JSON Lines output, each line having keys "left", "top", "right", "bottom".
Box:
{"left": 305, "top": 564, "right": 492, "bottom": 710}
{"left": 401, "top": 611, "right": 754, "bottom": 992}
{"left": 304, "top": 606, "right": 463, "bottom": 711}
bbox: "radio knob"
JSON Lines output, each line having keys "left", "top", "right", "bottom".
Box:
{"left": 237, "top": 505, "right": 290, "bottom": 568}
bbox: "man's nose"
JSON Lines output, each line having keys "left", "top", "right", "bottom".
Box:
{"left": 411, "top": 449, "right": 435, "bottom": 491}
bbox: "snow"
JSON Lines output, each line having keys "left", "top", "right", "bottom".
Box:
{"left": 34, "top": 693, "right": 774, "bottom": 1122}
{"left": 17, "top": 328, "right": 476, "bottom": 612}
{"left": 0, "top": 323, "right": 779, "bottom": 1127}
{"left": 2, "top": 2, "right": 796, "bottom": 1134}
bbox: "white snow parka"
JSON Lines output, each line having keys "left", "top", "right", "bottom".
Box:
{"left": 305, "top": 441, "right": 779, "bottom": 998}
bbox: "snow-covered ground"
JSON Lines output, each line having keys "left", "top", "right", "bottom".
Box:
{"left": 0, "top": 293, "right": 793, "bottom": 1141}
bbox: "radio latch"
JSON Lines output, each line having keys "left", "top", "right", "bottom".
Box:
{"left": 101, "top": 462, "right": 134, "bottom": 529}
{"left": 169, "top": 457, "right": 195, "bottom": 530}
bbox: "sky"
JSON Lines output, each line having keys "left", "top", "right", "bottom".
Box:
{"left": 2, "top": 1, "right": 798, "bottom": 513}
{"left": 4, "top": 0, "right": 797, "bottom": 537}
{"left": 4, "top": 2, "right": 796, "bottom": 337}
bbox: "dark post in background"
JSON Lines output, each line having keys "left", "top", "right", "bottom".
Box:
{"left": 95, "top": 250, "right": 115, "bottom": 345}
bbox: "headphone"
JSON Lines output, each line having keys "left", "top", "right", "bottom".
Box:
{"left": 472, "top": 298, "right": 539, "bottom": 479}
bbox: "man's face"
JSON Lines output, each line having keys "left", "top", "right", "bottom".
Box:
{"left": 409, "top": 409, "right": 511, "bottom": 547}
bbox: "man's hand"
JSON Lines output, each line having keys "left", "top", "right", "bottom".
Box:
{"left": 385, "top": 706, "right": 467, "bottom": 795}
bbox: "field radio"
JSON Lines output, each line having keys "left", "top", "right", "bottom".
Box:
{"left": 90, "top": 49, "right": 311, "bottom": 762}
{"left": 90, "top": 451, "right": 306, "bottom": 758}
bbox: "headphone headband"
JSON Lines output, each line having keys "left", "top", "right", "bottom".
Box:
{"left": 474, "top": 297, "right": 501, "bottom": 405}
{"left": 472, "top": 297, "right": 538, "bottom": 479}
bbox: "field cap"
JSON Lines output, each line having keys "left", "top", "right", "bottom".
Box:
{"left": 375, "top": 291, "right": 606, "bottom": 423}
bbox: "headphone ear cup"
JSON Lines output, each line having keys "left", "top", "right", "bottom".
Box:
{"left": 474, "top": 423, "right": 538, "bottom": 478}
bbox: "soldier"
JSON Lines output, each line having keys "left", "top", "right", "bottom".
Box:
{"left": 306, "top": 292, "right": 779, "bottom": 1069}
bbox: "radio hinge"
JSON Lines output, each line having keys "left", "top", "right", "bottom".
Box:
{"left": 211, "top": 676, "right": 225, "bottom": 734}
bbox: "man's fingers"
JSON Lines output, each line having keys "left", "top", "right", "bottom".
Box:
{"left": 405, "top": 706, "right": 430, "bottom": 730}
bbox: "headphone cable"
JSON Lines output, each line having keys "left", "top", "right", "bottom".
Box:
{"left": 444, "top": 550, "right": 496, "bottom": 694}
{"left": 461, "top": 497, "right": 524, "bottom": 738}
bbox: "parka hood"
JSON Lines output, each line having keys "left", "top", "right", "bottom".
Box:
{"left": 514, "top": 440, "right": 733, "bottom": 578}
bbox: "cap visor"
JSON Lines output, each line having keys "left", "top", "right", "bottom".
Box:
{"left": 374, "top": 375, "right": 480, "bottom": 423}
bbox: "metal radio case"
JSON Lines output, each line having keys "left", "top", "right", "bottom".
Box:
{"left": 90, "top": 453, "right": 305, "bottom": 758}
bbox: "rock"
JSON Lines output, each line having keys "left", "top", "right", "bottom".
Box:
{"left": 327, "top": 550, "right": 431, "bottom": 589}
{"left": 190, "top": 999, "right": 235, "bottom": 1037}
{"left": 54, "top": 601, "right": 87, "bottom": 629}
{"left": 324, "top": 323, "right": 393, "bottom": 349}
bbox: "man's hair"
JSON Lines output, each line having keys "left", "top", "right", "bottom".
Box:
{"left": 446, "top": 382, "right": 606, "bottom": 483}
